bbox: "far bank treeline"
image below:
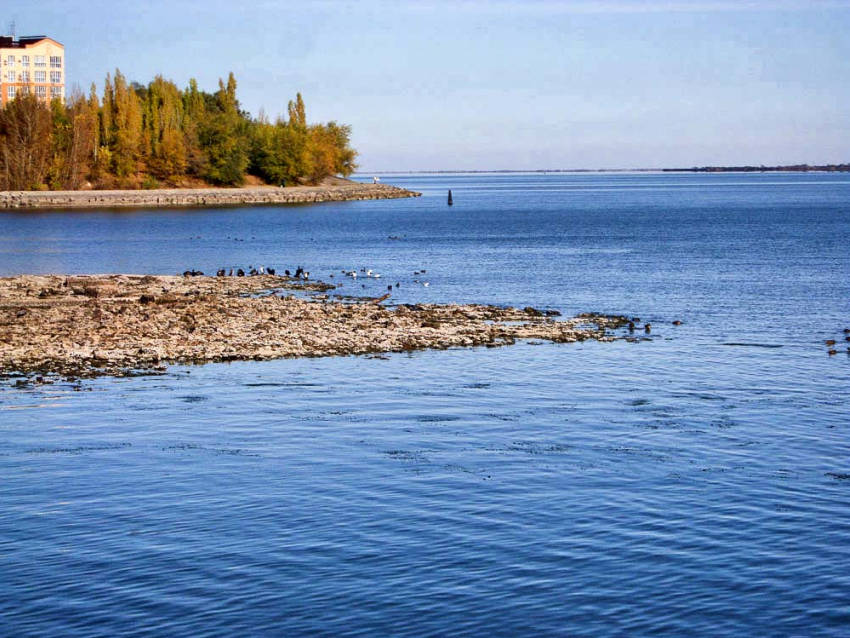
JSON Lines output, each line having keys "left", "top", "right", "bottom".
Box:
{"left": 0, "top": 70, "right": 357, "bottom": 191}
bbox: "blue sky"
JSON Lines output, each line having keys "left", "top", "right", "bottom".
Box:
{"left": 7, "top": 0, "right": 849, "bottom": 170}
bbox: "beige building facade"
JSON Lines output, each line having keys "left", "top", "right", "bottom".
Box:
{"left": 0, "top": 36, "right": 65, "bottom": 107}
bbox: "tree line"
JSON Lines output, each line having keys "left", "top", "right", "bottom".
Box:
{"left": 0, "top": 70, "right": 357, "bottom": 191}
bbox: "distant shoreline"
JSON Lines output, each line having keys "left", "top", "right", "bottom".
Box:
{"left": 0, "top": 183, "right": 420, "bottom": 211}
{"left": 358, "top": 164, "right": 850, "bottom": 175}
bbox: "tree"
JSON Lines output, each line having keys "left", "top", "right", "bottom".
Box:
{"left": 199, "top": 72, "right": 248, "bottom": 185}
{"left": 143, "top": 76, "right": 187, "bottom": 180}
{"left": 109, "top": 70, "right": 142, "bottom": 177}
{"left": 0, "top": 93, "right": 53, "bottom": 190}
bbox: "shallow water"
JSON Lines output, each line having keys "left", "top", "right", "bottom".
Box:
{"left": 1, "top": 173, "right": 849, "bottom": 636}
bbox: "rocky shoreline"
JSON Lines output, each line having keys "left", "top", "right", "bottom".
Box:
{"left": 0, "top": 274, "right": 631, "bottom": 380}
{"left": 0, "top": 183, "right": 420, "bottom": 210}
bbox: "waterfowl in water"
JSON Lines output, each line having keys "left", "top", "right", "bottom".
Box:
{"left": 826, "top": 340, "right": 837, "bottom": 346}
{"left": 628, "top": 322, "right": 635, "bottom": 332}
{"left": 644, "top": 323, "right": 651, "bottom": 333}
{"left": 672, "top": 320, "right": 682, "bottom": 326}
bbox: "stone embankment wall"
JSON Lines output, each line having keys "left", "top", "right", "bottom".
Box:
{"left": 0, "top": 184, "right": 420, "bottom": 210}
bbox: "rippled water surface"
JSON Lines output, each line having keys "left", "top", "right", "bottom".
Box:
{"left": 1, "top": 173, "right": 849, "bottom": 636}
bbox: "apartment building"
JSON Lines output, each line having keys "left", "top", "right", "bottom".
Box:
{"left": 0, "top": 35, "right": 64, "bottom": 107}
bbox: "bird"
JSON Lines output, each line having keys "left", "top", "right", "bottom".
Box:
{"left": 672, "top": 320, "right": 682, "bottom": 326}
{"left": 828, "top": 349, "right": 837, "bottom": 356}
{"left": 628, "top": 322, "right": 635, "bottom": 332}
{"left": 423, "top": 282, "right": 429, "bottom": 287}
{"left": 826, "top": 340, "right": 837, "bottom": 346}
{"left": 644, "top": 323, "right": 651, "bottom": 333}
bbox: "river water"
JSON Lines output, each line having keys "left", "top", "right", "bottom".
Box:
{"left": 1, "top": 173, "right": 849, "bottom": 636}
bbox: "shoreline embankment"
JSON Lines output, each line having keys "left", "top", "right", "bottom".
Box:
{"left": 0, "top": 274, "right": 630, "bottom": 379}
{"left": 0, "top": 183, "right": 420, "bottom": 210}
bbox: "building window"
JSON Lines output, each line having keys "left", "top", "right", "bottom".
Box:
{"left": 21, "top": 71, "right": 30, "bottom": 83}
{"left": 50, "top": 56, "right": 62, "bottom": 68}
{"left": 35, "top": 86, "right": 47, "bottom": 98}
{"left": 6, "top": 55, "right": 14, "bottom": 66}
{"left": 51, "top": 86, "right": 63, "bottom": 98}
{"left": 21, "top": 56, "right": 29, "bottom": 67}
{"left": 20, "top": 87, "right": 29, "bottom": 96}
{"left": 5, "top": 70, "right": 14, "bottom": 83}
{"left": 34, "top": 71, "right": 46, "bottom": 83}
{"left": 50, "top": 71, "right": 62, "bottom": 84}
{"left": 7, "top": 86, "right": 15, "bottom": 99}
{"left": 34, "top": 56, "right": 46, "bottom": 67}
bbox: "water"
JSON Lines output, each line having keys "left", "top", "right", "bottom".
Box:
{"left": 1, "top": 173, "right": 849, "bottom": 636}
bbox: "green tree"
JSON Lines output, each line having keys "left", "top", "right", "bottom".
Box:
{"left": 199, "top": 72, "right": 248, "bottom": 185}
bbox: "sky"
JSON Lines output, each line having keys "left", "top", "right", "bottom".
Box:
{"left": 5, "top": 0, "right": 850, "bottom": 170}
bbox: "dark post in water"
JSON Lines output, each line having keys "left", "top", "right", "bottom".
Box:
{"left": 448, "top": 189, "right": 453, "bottom": 206}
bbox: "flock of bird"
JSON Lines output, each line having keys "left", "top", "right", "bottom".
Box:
{"left": 184, "top": 266, "right": 312, "bottom": 279}
{"left": 330, "top": 268, "right": 431, "bottom": 290}
{"left": 825, "top": 328, "right": 850, "bottom": 355}
{"left": 182, "top": 265, "right": 433, "bottom": 291}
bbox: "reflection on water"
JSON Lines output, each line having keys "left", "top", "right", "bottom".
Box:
{"left": 1, "top": 173, "right": 849, "bottom": 637}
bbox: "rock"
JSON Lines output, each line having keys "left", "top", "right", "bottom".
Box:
{"left": 0, "top": 274, "right": 637, "bottom": 378}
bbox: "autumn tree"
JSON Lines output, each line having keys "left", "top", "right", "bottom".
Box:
{"left": 142, "top": 76, "right": 187, "bottom": 180}
{"left": 49, "top": 89, "right": 97, "bottom": 189}
{"left": 108, "top": 70, "right": 143, "bottom": 177}
{"left": 0, "top": 70, "right": 358, "bottom": 190}
{"left": 0, "top": 93, "right": 54, "bottom": 190}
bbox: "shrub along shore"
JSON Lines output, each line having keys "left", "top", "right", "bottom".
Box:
{"left": 0, "top": 274, "right": 629, "bottom": 379}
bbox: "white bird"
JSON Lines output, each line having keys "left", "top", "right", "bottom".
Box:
{"left": 423, "top": 282, "right": 429, "bottom": 287}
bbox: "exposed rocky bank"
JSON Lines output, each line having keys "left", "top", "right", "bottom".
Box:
{"left": 0, "top": 183, "right": 420, "bottom": 210}
{"left": 0, "top": 275, "right": 632, "bottom": 379}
